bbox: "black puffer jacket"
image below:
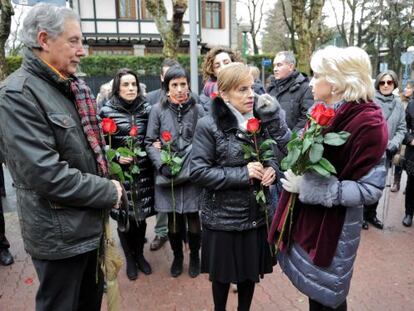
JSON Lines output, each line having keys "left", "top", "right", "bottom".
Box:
{"left": 100, "top": 97, "right": 154, "bottom": 221}
{"left": 266, "top": 71, "right": 314, "bottom": 132}
{"left": 190, "top": 97, "right": 280, "bottom": 231}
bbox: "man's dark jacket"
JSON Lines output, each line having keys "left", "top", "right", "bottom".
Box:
{"left": 266, "top": 71, "right": 313, "bottom": 132}
{"left": 0, "top": 49, "right": 117, "bottom": 260}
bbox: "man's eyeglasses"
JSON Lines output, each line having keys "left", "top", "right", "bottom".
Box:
{"left": 379, "top": 80, "right": 394, "bottom": 86}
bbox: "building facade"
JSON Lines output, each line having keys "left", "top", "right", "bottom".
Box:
{"left": 71, "top": 0, "right": 238, "bottom": 56}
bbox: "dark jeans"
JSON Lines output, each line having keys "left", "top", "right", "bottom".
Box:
{"left": 32, "top": 250, "right": 103, "bottom": 311}
{"left": 309, "top": 298, "right": 347, "bottom": 311}
{"left": 0, "top": 198, "right": 10, "bottom": 250}
{"left": 406, "top": 174, "right": 414, "bottom": 216}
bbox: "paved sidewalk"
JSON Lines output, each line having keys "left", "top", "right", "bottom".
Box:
{"left": 0, "top": 167, "right": 413, "bottom": 311}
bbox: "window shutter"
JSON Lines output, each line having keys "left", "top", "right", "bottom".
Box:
{"left": 201, "top": 0, "right": 206, "bottom": 28}
{"left": 220, "top": 1, "right": 225, "bottom": 29}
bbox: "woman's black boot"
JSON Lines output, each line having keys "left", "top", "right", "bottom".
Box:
{"left": 168, "top": 232, "right": 183, "bottom": 277}
{"left": 188, "top": 232, "right": 201, "bottom": 278}
{"left": 118, "top": 230, "right": 138, "bottom": 280}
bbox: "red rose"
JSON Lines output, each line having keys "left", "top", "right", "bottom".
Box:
{"left": 210, "top": 91, "right": 218, "bottom": 99}
{"left": 129, "top": 125, "right": 138, "bottom": 137}
{"left": 246, "top": 118, "right": 261, "bottom": 133}
{"left": 102, "top": 118, "right": 117, "bottom": 134}
{"left": 161, "top": 130, "right": 172, "bottom": 142}
{"left": 310, "top": 103, "right": 335, "bottom": 126}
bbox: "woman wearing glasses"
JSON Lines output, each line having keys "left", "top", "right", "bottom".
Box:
{"left": 362, "top": 70, "right": 407, "bottom": 230}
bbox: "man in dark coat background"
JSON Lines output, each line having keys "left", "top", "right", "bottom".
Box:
{"left": 266, "top": 51, "right": 314, "bottom": 132}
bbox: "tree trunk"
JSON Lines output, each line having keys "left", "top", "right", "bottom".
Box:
{"left": 0, "top": 0, "right": 14, "bottom": 80}
{"left": 291, "top": 0, "right": 325, "bottom": 74}
{"left": 146, "top": 0, "right": 187, "bottom": 59}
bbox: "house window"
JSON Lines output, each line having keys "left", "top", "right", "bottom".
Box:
{"left": 140, "top": 0, "right": 153, "bottom": 20}
{"left": 117, "top": 0, "right": 136, "bottom": 19}
{"left": 202, "top": 1, "right": 225, "bottom": 29}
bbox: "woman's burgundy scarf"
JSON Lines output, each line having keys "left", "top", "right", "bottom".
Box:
{"left": 268, "top": 101, "right": 388, "bottom": 267}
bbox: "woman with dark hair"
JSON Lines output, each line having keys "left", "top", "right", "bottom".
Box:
{"left": 199, "top": 46, "right": 243, "bottom": 111}
{"left": 402, "top": 80, "right": 414, "bottom": 226}
{"left": 362, "top": 70, "right": 407, "bottom": 230}
{"left": 145, "top": 65, "right": 205, "bottom": 278}
{"left": 100, "top": 68, "right": 154, "bottom": 280}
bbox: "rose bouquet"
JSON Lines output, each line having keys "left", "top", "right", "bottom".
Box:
{"left": 275, "top": 103, "right": 350, "bottom": 252}
{"left": 102, "top": 118, "right": 147, "bottom": 183}
{"left": 102, "top": 117, "right": 147, "bottom": 224}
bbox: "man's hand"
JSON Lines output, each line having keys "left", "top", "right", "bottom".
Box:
{"left": 118, "top": 156, "right": 133, "bottom": 164}
{"left": 111, "top": 180, "right": 122, "bottom": 209}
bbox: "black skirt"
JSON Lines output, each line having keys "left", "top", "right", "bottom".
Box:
{"left": 201, "top": 226, "right": 276, "bottom": 283}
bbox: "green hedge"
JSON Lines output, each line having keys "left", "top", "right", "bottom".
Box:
{"left": 6, "top": 54, "right": 274, "bottom": 76}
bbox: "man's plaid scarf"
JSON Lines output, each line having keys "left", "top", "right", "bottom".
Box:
{"left": 70, "top": 79, "right": 109, "bottom": 177}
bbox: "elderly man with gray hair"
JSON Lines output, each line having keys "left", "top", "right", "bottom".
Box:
{"left": 0, "top": 4, "right": 122, "bottom": 310}
{"left": 266, "top": 51, "right": 314, "bottom": 132}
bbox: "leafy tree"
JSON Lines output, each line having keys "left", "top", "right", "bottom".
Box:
{"left": 145, "top": 0, "right": 187, "bottom": 59}
{"left": 0, "top": 0, "right": 14, "bottom": 80}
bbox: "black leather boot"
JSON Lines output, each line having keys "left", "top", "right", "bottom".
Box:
{"left": 118, "top": 230, "right": 138, "bottom": 280}
{"left": 136, "top": 223, "right": 152, "bottom": 275}
{"left": 168, "top": 232, "right": 183, "bottom": 277}
{"left": 188, "top": 232, "right": 201, "bottom": 278}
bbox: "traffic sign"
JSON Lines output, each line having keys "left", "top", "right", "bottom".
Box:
{"left": 262, "top": 59, "right": 272, "bottom": 67}
{"left": 12, "top": 0, "right": 66, "bottom": 6}
{"left": 400, "top": 52, "right": 414, "bottom": 65}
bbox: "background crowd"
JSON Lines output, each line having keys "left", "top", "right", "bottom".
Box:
{"left": 0, "top": 3, "right": 413, "bottom": 311}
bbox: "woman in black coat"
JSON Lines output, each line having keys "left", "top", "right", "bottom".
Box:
{"left": 191, "top": 63, "right": 286, "bottom": 311}
{"left": 100, "top": 68, "right": 154, "bottom": 280}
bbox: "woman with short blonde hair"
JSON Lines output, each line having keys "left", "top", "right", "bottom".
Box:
{"left": 269, "top": 46, "right": 388, "bottom": 310}
{"left": 310, "top": 46, "right": 375, "bottom": 102}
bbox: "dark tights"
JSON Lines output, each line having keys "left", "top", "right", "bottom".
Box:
{"left": 168, "top": 212, "right": 200, "bottom": 235}
{"left": 309, "top": 298, "right": 347, "bottom": 311}
{"left": 212, "top": 280, "right": 255, "bottom": 311}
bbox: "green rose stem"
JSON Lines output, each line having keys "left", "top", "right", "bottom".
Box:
{"left": 168, "top": 143, "right": 176, "bottom": 232}
{"left": 253, "top": 134, "right": 272, "bottom": 255}
{"left": 274, "top": 193, "right": 297, "bottom": 256}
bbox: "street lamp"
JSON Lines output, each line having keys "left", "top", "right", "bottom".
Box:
{"left": 239, "top": 21, "right": 250, "bottom": 59}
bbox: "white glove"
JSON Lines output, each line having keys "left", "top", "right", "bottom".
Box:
{"left": 280, "top": 169, "right": 303, "bottom": 194}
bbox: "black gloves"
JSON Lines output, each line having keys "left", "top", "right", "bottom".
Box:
{"left": 386, "top": 146, "right": 398, "bottom": 160}
{"left": 160, "top": 165, "right": 174, "bottom": 178}
{"left": 255, "top": 94, "right": 282, "bottom": 123}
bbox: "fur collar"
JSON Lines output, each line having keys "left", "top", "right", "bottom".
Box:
{"left": 211, "top": 96, "right": 241, "bottom": 132}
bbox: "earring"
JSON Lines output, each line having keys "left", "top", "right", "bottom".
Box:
{"left": 166, "top": 91, "right": 170, "bottom": 96}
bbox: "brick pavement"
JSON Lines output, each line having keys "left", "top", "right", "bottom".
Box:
{"left": 1, "top": 167, "right": 414, "bottom": 311}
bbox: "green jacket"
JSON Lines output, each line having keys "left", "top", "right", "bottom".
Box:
{"left": 0, "top": 49, "right": 117, "bottom": 260}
